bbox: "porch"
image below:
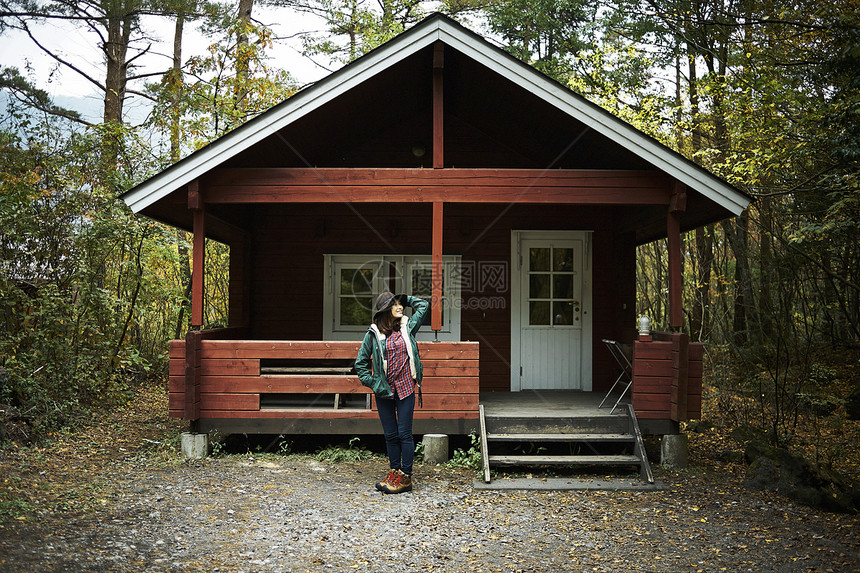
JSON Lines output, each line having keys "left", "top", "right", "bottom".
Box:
{"left": 168, "top": 330, "right": 481, "bottom": 436}
{"left": 167, "top": 329, "right": 702, "bottom": 437}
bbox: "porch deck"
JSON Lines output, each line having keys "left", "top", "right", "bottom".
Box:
{"left": 480, "top": 391, "right": 616, "bottom": 418}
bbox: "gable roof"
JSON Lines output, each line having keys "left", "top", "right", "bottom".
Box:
{"left": 122, "top": 13, "right": 750, "bottom": 219}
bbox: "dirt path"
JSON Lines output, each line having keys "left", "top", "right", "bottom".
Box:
{"left": 1, "top": 387, "right": 858, "bottom": 572}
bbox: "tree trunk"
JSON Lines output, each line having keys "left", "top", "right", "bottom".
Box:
{"left": 724, "top": 211, "right": 756, "bottom": 344}
{"left": 102, "top": 4, "right": 136, "bottom": 173}
{"left": 759, "top": 197, "right": 774, "bottom": 338}
{"left": 170, "top": 7, "right": 186, "bottom": 162}
{"left": 691, "top": 225, "right": 714, "bottom": 340}
{"left": 234, "top": 0, "right": 254, "bottom": 118}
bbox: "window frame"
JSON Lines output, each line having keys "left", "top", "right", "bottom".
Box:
{"left": 322, "top": 254, "right": 462, "bottom": 341}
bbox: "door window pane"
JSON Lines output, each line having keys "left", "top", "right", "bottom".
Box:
{"left": 553, "top": 301, "right": 574, "bottom": 325}
{"left": 526, "top": 245, "right": 578, "bottom": 328}
{"left": 529, "top": 274, "right": 550, "bottom": 298}
{"left": 530, "top": 248, "right": 550, "bottom": 271}
{"left": 553, "top": 248, "right": 573, "bottom": 271}
{"left": 529, "top": 301, "right": 550, "bottom": 325}
{"left": 553, "top": 274, "right": 573, "bottom": 299}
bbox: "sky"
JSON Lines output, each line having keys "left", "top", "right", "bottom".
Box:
{"left": 0, "top": 5, "right": 332, "bottom": 124}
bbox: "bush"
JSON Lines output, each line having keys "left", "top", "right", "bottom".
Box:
{"left": 448, "top": 431, "right": 482, "bottom": 470}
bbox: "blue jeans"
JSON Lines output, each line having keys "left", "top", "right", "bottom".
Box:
{"left": 375, "top": 392, "right": 415, "bottom": 476}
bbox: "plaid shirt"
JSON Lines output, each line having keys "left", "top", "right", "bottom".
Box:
{"left": 385, "top": 330, "right": 414, "bottom": 399}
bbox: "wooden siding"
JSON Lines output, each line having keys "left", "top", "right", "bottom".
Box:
{"left": 632, "top": 332, "right": 703, "bottom": 421}
{"left": 237, "top": 202, "right": 637, "bottom": 393}
{"left": 169, "top": 339, "right": 479, "bottom": 422}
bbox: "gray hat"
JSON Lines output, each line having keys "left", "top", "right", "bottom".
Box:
{"left": 373, "top": 291, "right": 406, "bottom": 319}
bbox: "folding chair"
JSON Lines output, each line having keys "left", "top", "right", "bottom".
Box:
{"left": 599, "top": 339, "right": 634, "bottom": 414}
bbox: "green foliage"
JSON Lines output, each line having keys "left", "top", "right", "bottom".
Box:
{"left": 147, "top": 16, "right": 297, "bottom": 154}
{"left": 297, "top": 0, "right": 425, "bottom": 64}
{"left": 481, "top": 0, "right": 597, "bottom": 82}
{"left": 0, "top": 67, "right": 85, "bottom": 126}
{"left": 566, "top": 43, "right": 676, "bottom": 145}
{"left": 0, "top": 108, "right": 188, "bottom": 434}
{"left": 448, "top": 431, "right": 482, "bottom": 470}
{"left": 277, "top": 436, "right": 294, "bottom": 456}
{"left": 314, "top": 436, "right": 378, "bottom": 462}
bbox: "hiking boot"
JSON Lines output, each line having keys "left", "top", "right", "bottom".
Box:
{"left": 381, "top": 470, "right": 412, "bottom": 494}
{"left": 375, "top": 470, "right": 397, "bottom": 492}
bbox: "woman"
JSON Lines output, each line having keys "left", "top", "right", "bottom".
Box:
{"left": 355, "top": 291, "right": 429, "bottom": 494}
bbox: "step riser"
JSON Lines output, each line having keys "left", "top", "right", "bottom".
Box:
{"left": 487, "top": 433, "right": 632, "bottom": 443}
{"left": 490, "top": 459, "right": 639, "bottom": 468}
{"left": 484, "top": 416, "right": 628, "bottom": 435}
{"left": 489, "top": 455, "right": 641, "bottom": 466}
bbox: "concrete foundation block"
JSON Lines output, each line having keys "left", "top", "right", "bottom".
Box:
{"left": 422, "top": 434, "right": 449, "bottom": 464}
{"left": 660, "top": 433, "right": 689, "bottom": 468}
{"left": 181, "top": 432, "right": 209, "bottom": 459}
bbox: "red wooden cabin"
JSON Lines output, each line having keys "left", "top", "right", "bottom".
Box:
{"left": 122, "top": 14, "right": 750, "bottom": 437}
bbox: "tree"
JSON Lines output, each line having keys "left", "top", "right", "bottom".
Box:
{"left": 148, "top": 10, "right": 296, "bottom": 148}
{"left": 0, "top": 0, "right": 169, "bottom": 181}
{"left": 0, "top": 112, "right": 184, "bottom": 431}
{"left": 292, "top": 0, "right": 425, "bottom": 65}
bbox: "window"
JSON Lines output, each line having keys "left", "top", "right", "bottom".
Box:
{"left": 323, "top": 254, "right": 461, "bottom": 341}
{"left": 526, "top": 246, "right": 578, "bottom": 327}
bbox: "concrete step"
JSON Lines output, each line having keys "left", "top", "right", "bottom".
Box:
{"left": 474, "top": 477, "right": 665, "bottom": 491}
{"left": 488, "top": 454, "right": 642, "bottom": 466}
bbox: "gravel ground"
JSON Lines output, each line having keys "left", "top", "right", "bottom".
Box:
{"left": 1, "top": 452, "right": 858, "bottom": 573}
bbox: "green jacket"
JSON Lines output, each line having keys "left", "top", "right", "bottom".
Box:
{"left": 355, "top": 296, "right": 429, "bottom": 399}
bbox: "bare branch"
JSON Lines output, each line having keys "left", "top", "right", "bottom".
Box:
{"left": 16, "top": 18, "right": 106, "bottom": 92}
{"left": 125, "top": 88, "right": 156, "bottom": 102}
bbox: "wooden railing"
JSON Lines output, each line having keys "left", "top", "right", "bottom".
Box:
{"left": 169, "top": 337, "right": 480, "bottom": 422}
{"left": 632, "top": 331, "right": 703, "bottom": 421}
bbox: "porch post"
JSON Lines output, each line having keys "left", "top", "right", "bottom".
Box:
{"left": 432, "top": 201, "right": 443, "bottom": 331}
{"left": 184, "top": 329, "right": 202, "bottom": 424}
{"left": 433, "top": 41, "right": 444, "bottom": 169}
{"left": 431, "top": 40, "right": 444, "bottom": 331}
{"left": 667, "top": 181, "right": 686, "bottom": 329}
{"left": 189, "top": 180, "right": 205, "bottom": 328}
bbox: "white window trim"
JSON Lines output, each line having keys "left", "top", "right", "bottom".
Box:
{"left": 323, "top": 254, "right": 462, "bottom": 341}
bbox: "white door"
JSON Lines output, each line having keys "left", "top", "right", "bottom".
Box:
{"left": 512, "top": 231, "right": 592, "bottom": 391}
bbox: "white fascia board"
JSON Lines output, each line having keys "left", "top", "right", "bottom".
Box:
{"left": 435, "top": 24, "right": 750, "bottom": 216}
{"left": 123, "top": 26, "right": 445, "bottom": 213}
